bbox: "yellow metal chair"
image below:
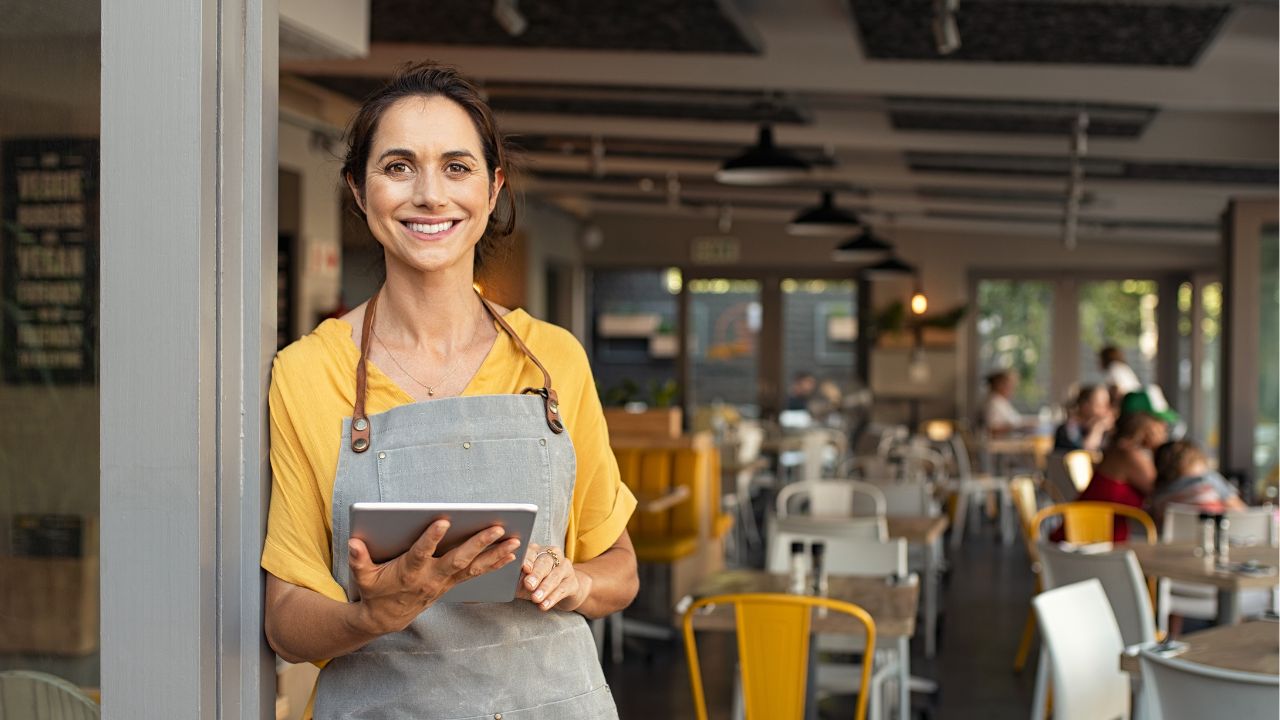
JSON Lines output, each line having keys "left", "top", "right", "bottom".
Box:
{"left": 1008, "top": 475, "right": 1043, "bottom": 673}
{"left": 1030, "top": 501, "right": 1157, "bottom": 545}
{"left": 682, "top": 593, "right": 876, "bottom": 720}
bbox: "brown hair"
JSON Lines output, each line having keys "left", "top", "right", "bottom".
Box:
{"left": 1074, "top": 383, "right": 1105, "bottom": 408}
{"left": 1099, "top": 346, "right": 1124, "bottom": 366}
{"left": 1154, "top": 440, "right": 1207, "bottom": 486}
{"left": 340, "top": 61, "right": 517, "bottom": 269}
{"left": 1109, "top": 411, "right": 1159, "bottom": 447}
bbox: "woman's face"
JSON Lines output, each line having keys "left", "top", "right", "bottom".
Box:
{"left": 350, "top": 95, "right": 503, "bottom": 276}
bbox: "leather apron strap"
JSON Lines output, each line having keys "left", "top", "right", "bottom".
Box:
{"left": 350, "top": 288, "right": 564, "bottom": 453}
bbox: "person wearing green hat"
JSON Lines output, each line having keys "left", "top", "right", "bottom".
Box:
{"left": 1121, "top": 386, "right": 1181, "bottom": 426}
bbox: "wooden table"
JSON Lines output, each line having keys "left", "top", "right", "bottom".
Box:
{"left": 690, "top": 569, "right": 919, "bottom": 720}
{"left": 888, "top": 515, "right": 949, "bottom": 658}
{"left": 1129, "top": 542, "right": 1280, "bottom": 624}
{"left": 1120, "top": 620, "right": 1280, "bottom": 676}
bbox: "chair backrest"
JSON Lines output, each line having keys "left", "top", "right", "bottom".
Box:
{"left": 766, "top": 528, "right": 908, "bottom": 577}
{"left": 615, "top": 444, "right": 724, "bottom": 542}
{"left": 0, "top": 671, "right": 99, "bottom": 719}
{"left": 874, "top": 425, "right": 910, "bottom": 458}
{"left": 776, "top": 479, "right": 887, "bottom": 520}
{"left": 1063, "top": 450, "right": 1094, "bottom": 492}
{"left": 1038, "top": 543, "right": 1156, "bottom": 646}
{"left": 890, "top": 444, "right": 947, "bottom": 482}
{"left": 871, "top": 479, "right": 940, "bottom": 517}
{"left": 1138, "top": 645, "right": 1279, "bottom": 720}
{"left": 1044, "top": 451, "right": 1079, "bottom": 503}
{"left": 946, "top": 432, "right": 974, "bottom": 479}
{"left": 1008, "top": 475, "right": 1041, "bottom": 560}
{"left": 1032, "top": 579, "right": 1131, "bottom": 720}
{"left": 1031, "top": 501, "right": 1157, "bottom": 545}
{"left": 1162, "top": 503, "right": 1276, "bottom": 545}
{"left": 733, "top": 421, "right": 765, "bottom": 465}
{"left": 769, "top": 513, "right": 889, "bottom": 548}
{"left": 683, "top": 592, "right": 877, "bottom": 720}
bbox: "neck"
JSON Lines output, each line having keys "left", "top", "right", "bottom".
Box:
{"left": 376, "top": 260, "right": 487, "bottom": 353}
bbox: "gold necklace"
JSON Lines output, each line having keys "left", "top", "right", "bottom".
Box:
{"left": 372, "top": 326, "right": 464, "bottom": 397}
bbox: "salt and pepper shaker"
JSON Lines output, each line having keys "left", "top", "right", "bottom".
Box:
{"left": 1214, "top": 515, "right": 1231, "bottom": 566}
{"left": 810, "top": 541, "right": 829, "bottom": 617}
{"left": 788, "top": 540, "right": 808, "bottom": 594}
{"left": 1198, "top": 512, "right": 1215, "bottom": 558}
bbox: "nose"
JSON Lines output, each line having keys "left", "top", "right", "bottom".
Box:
{"left": 411, "top": 168, "right": 447, "bottom": 209}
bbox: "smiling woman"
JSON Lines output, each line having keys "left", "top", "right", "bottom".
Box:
{"left": 262, "top": 63, "right": 637, "bottom": 719}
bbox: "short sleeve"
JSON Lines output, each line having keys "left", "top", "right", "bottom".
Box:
{"left": 559, "top": 340, "right": 636, "bottom": 562}
{"left": 261, "top": 355, "right": 347, "bottom": 603}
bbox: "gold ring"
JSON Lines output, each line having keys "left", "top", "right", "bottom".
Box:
{"left": 534, "top": 548, "right": 561, "bottom": 569}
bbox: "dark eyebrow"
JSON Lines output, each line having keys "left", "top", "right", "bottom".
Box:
{"left": 441, "top": 150, "right": 479, "bottom": 163}
{"left": 375, "top": 147, "right": 415, "bottom": 164}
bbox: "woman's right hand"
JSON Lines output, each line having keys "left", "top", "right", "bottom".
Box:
{"left": 346, "top": 520, "right": 520, "bottom": 635}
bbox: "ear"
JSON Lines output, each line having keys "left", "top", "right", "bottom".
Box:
{"left": 488, "top": 167, "right": 506, "bottom": 214}
{"left": 344, "top": 172, "right": 367, "bottom": 215}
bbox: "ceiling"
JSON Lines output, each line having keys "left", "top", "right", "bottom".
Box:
{"left": 282, "top": 0, "right": 1279, "bottom": 247}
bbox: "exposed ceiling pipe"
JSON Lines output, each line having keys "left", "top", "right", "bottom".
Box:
{"left": 1062, "top": 110, "right": 1089, "bottom": 250}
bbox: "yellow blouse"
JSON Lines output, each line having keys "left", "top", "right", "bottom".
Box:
{"left": 261, "top": 310, "right": 636, "bottom": 604}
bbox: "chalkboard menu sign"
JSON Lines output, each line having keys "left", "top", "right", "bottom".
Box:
{"left": 2, "top": 138, "right": 98, "bottom": 384}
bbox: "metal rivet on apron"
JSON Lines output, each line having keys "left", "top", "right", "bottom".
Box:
{"left": 352, "top": 437, "right": 368, "bottom": 452}
{"left": 539, "top": 438, "right": 546, "bottom": 446}
{"left": 494, "top": 714, "right": 503, "bottom": 720}
{"left": 463, "top": 441, "right": 471, "bottom": 449}
{"left": 378, "top": 452, "right": 386, "bottom": 459}
{"left": 549, "top": 401, "right": 559, "bottom": 414}
{"left": 353, "top": 418, "right": 368, "bottom": 432}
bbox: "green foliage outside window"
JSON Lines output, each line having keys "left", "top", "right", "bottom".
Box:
{"left": 976, "top": 280, "right": 1053, "bottom": 412}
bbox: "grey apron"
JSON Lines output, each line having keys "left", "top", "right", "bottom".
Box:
{"left": 314, "top": 290, "right": 618, "bottom": 720}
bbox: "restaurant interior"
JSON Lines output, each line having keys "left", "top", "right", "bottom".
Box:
{"left": 1, "top": 0, "right": 1277, "bottom": 718}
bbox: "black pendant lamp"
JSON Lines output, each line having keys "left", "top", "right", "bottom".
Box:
{"left": 832, "top": 227, "right": 892, "bottom": 262}
{"left": 861, "top": 254, "right": 916, "bottom": 279}
{"left": 787, "top": 190, "right": 861, "bottom": 236}
{"left": 715, "top": 124, "right": 810, "bottom": 186}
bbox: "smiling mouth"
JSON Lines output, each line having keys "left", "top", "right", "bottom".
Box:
{"left": 403, "top": 219, "right": 457, "bottom": 235}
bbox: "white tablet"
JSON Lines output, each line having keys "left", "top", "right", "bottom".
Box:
{"left": 349, "top": 502, "right": 538, "bottom": 603}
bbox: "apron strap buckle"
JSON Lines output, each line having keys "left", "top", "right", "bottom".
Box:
{"left": 522, "top": 387, "right": 565, "bottom": 434}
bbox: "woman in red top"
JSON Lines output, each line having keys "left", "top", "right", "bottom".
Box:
{"left": 1076, "top": 412, "right": 1167, "bottom": 541}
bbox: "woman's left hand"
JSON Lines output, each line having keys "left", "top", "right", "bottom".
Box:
{"left": 517, "top": 543, "right": 592, "bottom": 612}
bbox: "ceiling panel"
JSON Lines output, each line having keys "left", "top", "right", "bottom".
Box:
{"left": 849, "top": 0, "right": 1230, "bottom": 66}
{"left": 369, "top": 0, "right": 762, "bottom": 53}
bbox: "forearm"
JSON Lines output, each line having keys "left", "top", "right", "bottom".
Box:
{"left": 572, "top": 545, "right": 638, "bottom": 619}
{"left": 265, "top": 576, "right": 381, "bottom": 664}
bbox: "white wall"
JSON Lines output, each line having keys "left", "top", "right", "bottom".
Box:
{"left": 279, "top": 120, "right": 344, "bottom": 337}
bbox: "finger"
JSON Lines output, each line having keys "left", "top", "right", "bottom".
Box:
{"left": 403, "top": 520, "right": 451, "bottom": 573}
{"left": 458, "top": 538, "right": 521, "bottom": 579}
{"left": 523, "top": 547, "right": 562, "bottom": 592}
{"left": 521, "top": 543, "right": 543, "bottom": 573}
{"left": 537, "top": 572, "right": 577, "bottom": 611}
{"left": 348, "top": 538, "right": 374, "bottom": 582}
{"left": 529, "top": 558, "right": 571, "bottom": 603}
{"left": 439, "top": 524, "right": 506, "bottom": 577}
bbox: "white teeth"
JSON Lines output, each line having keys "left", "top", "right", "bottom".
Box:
{"left": 407, "top": 220, "right": 454, "bottom": 235}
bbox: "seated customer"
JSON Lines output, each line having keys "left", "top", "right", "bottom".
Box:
{"left": 1075, "top": 412, "right": 1167, "bottom": 541}
{"left": 980, "top": 370, "right": 1033, "bottom": 436}
{"left": 1150, "top": 440, "right": 1244, "bottom": 527}
{"left": 1054, "top": 384, "right": 1114, "bottom": 453}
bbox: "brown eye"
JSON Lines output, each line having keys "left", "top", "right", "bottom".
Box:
{"left": 446, "top": 162, "right": 471, "bottom": 174}
{"left": 386, "top": 161, "right": 411, "bottom": 174}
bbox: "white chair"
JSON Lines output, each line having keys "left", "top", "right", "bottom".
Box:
{"left": 776, "top": 478, "right": 887, "bottom": 520}
{"left": 721, "top": 420, "right": 768, "bottom": 559}
{"left": 764, "top": 530, "right": 909, "bottom": 720}
{"left": 874, "top": 479, "right": 941, "bottom": 518}
{"left": 1158, "top": 503, "right": 1278, "bottom": 634}
{"left": 889, "top": 444, "right": 947, "bottom": 483}
{"left": 1038, "top": 543, "right": 1156, "bottom": 646}
{"left": 769, "top": 514, "right": 888, "bottom": 544}
{"left": 0, "top": 671, "right": 99, "bottom": 719}
{"left": 945, "top": 431, "right": 1014, "bottom": 547}
{"left": 1032, "top": 579, "right": 1132, "bottom": 720}
{"left": 1139, "top": 645, "right": 1279, "bottom": 720}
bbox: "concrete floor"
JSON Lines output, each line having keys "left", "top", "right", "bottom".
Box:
{"left": 605, "top": 521, "right": 1040, "bottom": 720}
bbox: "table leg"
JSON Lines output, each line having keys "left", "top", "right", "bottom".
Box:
{"left": 950, "top": 485, "right": 968, "bottom": 549}
{"left": 1216, "top": 588, "right": 1242, "bottom": 625}
{"left": 925, "top": 537, "right": 939, "bottom": 658}
{"left": 897, "top": 636, "right": 910, "bottom": 720}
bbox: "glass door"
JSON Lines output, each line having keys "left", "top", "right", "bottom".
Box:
{"left": 686, "top": 277, "right": 762, "bottom": 418}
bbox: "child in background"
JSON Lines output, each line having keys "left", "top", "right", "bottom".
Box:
{"left": 1150, "top": 440, "right": 1244, "bottom": 528}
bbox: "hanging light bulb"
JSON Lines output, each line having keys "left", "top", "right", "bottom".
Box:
{"left": 715, "top": 124, "right": 811, "bottom": 186}
{"left": 911, "top": 287, "right": 929, "bottom": 315}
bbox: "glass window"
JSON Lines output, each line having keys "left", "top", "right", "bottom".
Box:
{"left": 1199, "top": 282, "right": 1223, "bottom": 457}
{"left": 975, "top": 279, "right": 1053, "bottom": 412}
{"left": 781, "top": 278, "right": 857, "bottom": 416}
{"left": 1256, "top": 225, "right": 1279, "bottom": 497}
{"left": 0, "top": 0, "right": 102, "bottom": 694}
{"left": 587, "top": 268, "right": 680, "bottom": 409}
{"left": 687, "top": 278, "right": 761, "bottom": 415}
{"left": 1078, "top": 279, "right": 1159, "bottom": 389}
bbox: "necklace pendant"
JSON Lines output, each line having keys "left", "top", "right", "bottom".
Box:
{"left": 427, "top": 388, "right": 435, "bottom": 397}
